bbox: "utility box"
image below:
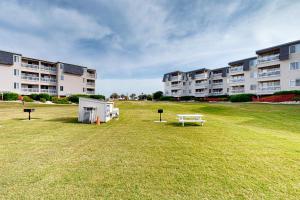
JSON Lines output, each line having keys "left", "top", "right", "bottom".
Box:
{"left": 78, "top": 97, "right": 119, "bottom": 123}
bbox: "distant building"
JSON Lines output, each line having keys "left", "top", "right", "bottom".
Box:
{"left": 163, "top": 40, "right": 300, "bottom": 97}
{"left": 0, "top": 50, "right": 96, "bottom": 96}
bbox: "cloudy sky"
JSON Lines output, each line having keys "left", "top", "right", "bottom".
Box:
{"left": 1, "top": 0, "right": 300, "bottom": 96}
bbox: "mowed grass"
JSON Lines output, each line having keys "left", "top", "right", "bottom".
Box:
{"left": 0, "top": 101, "right": 299, "bottom": 199}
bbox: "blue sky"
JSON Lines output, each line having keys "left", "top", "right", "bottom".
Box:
{"left": 1, "top": 0, "right": 300, "bottom": 96}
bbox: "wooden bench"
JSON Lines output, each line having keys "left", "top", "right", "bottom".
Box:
{"left": 177, "top": 114, "right": 205, "bottom": 127}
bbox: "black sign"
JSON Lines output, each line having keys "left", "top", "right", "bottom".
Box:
{"left": 24, "top": 109, "right": 35, "bottom": 120}
{"left": 158, "top": 109, "right": 163, "bottom": 113}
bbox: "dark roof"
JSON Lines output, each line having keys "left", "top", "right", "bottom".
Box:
{"left": 163, "top": 70, "right": 183, "bottom": 76}
{"left": 62, "top": 63, "right": 85, "bottom": 76}
{"left": 0, "top": 50, "right": 14, "bottom": 65}
{"left": 211, "top": 67, "right": 228, "bottom": 72}
{"left": 186, "top": 68, "right": 209, "bottom": 74}
{"left": 256, "top": 40, "right": 300, "bottom": 54}
{"left": 228, "top": 57, "right": 257, "bottom": 66}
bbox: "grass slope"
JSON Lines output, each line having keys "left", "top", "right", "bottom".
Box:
{"left": 0, "top": 101, "right": 299, "bottom": 199}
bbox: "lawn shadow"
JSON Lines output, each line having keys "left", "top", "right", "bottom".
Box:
{"left": 13, "top": 118, "right": 42, "bottom": 121}
{"left": 167, "top": 122, "right": 202, "bottom": 127}
{"left": 47, "top": 117, "right": 79, "bottom": 124}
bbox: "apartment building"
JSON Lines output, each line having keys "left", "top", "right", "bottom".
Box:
{"left": 163, "top": 40, "right": 300, "bottom": 97}
{"left": 0, "top": 50, "right": 96, "bottom": 97}
{"left": 163, "top": 68, "right": 228, "bottom": 97}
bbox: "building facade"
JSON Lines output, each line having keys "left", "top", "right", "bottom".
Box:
{"left": 163, "top": 40, "right": 300, "bottom": 97}
{"left": 0, "top": 50, "right": 96, "bottom": 97}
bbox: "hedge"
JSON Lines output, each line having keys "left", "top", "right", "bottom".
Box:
{"left": 52, "top": 97, "right": 70, "bottom": 104}
{"left": 229, "top": 94, "right": 255, "bottom": 102}
{"left": 3, "top": 92, "right": 19, "bottom": 101}
{"left": 68, "top": 94, "right": 105, "bottom": 104}
{"left": 159, "top": 96, "right": 175, "bottom": 101}
{"left": 23, "top": 96, "right": 34, "bottom": 102}
{"left": 273, "top": 90, "right": 300, "bottom": 95}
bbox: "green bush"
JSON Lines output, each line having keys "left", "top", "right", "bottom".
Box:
{"left": 146, "top": 95, "right": 153, "bottom": 101}
{"left": 52, "top": 97, "right": 70, "bottom": 104}
{"left": 68, "top": 94, "right": 88, "bottom": 103}
{"left": 89, "top": 94, "right": 105, "bottom": 100}
{"left": 29, "top": 94, "right": 40, "bottom": 101}
{"left": 39, "top": 93, "right": 51, "bottom": 101}
{"left": 274, "top": 90, "right": 300, "bottom": 95}
{"left": 3, "top": 92, "right": 19, "bottom": 101}
{"left": 40, "top": 98, "right": 46, "bottom": 103}
{"left": 159, "top": 96, "right": 175, "bottom": 101}
{"left": 229, "top": 94, "right": 255, "bottom": 102}
{"left": 23, "top": 96, "right": 34, "bottom": 102}
{"left": 180, "top": 96, "right": 195, "bottom": 101}
{"left": 293, "top": 96, "right": 300, "bottom": 102}
{"left": 153, "top": 91, "right": 163, "bottom": 100}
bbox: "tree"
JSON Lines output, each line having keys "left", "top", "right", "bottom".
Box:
{"left": 138, "top": 93, "right": 147, "bottom": 100}
{"left": 146, "top": 94, "right": 153, "bottom": 101}
{"left": 110, "top": 93, "right": 119, "bottom": 99}
{"left": 153, "top": 91, "right": 163, "bottom": 100}
{"left": 129, "top": 93, "right": 136, "bottom": 100}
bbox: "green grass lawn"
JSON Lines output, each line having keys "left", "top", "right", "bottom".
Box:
{"left": 0, "top": 101, "right": 299, "bottom": 199}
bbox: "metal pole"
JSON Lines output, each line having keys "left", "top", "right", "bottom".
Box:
{"left": 160, "top": 113, "right": 161, "bottom": 122}
{"left": 29, "top": 112, "right": 31, "bottom": 120}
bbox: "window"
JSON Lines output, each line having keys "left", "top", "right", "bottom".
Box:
{"left": 249, "top": 59, "right": 257, "bottom": 67}
{"left": 189, "top": 90, "right": 192, "bottom": 94}
{"left": 290, "top": 44, "right": 300, "bottom": 54}
{"left": 183, "top": 82, "right": 186, "bottom": 86}
{"left": 83, "top": 78, "right": 85, "bottom": 83}
{"left": 290, "top": 79, "right": 300, "bottom": 87}
{"left": 14, "top": 82, "right": 19, "bottom": 89}
{"left": 13, "top": 55, "right": 19, "bottom": 63}
{"left": 60, "top": 86, "right": 64, "bottom": 91}
{"left": 83, "top": 88, "right": 85, "bottom": 92}
{"left": 250, "top": 84, "right": 257, "bottom": 90}
{"left": 60, "top": 63, "right": 64, "bottom": 69}
{"left": 250, "top": 72, "right": 257, "bottom": 78}
{"left": 14, "top": 69, "right": 19, "bottom": 76}
{"left": 61, "top": 75, "right": 64, "bottom": 80}
{"left": 290, "top": 62, "right": 300, "bottom": 70}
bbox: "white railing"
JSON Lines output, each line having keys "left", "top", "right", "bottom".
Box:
{"left": 258, "top": 70, "right": 280, "bottom": 78}
{"left": 40, "top": 89, "right": 57, "bottom": 94}
{"left": 231, "top": 89, "right": 245, "bottom": 93}
{"left": 87, "top": 73, "right": 96, "bottom": 79}
{"left": 258, "top": 86, "right": 281, "bottom": 92}
{"left": 86, "top": 90, "right": 95, "bottom": 94}
{"left": 21, "top": 88, "right": 39, "bottom": 93}
{"left": 41, "top": 78, "right": 57, "bottom": 83}
{"left": 229, "top": 66, "right": 243, "bottom": 73}
{"left": 87, "top": 82, "right": 95, "bottom": 86}
{"left": 211, "top": 83, "right": 223, "bottom": 87}
{"left": 212, "top": 73, "right": 222, "bottom": 78}
{"left": 195, "top": 83, "right": 208, "bottom": 87}
{"left": 21, "top": 63, "right": 39, "bottom": 70}
{"left": 21, "top": 76, "right": 39, "bottom": 82}
{"left": 195, "top": 92, "right": 206, "bottom": 96}
{"left": 170, "top": 76, "right": 181, "bottom": 81}
{"left": 257, "top": 54, "right": 280, "bottom": 64}
{"left": 40, "top": 65, "right": 57, "bottom": 73}
{"left": 230, "top": 78, "right": 245, "bottom": 83}
{"left": 194, "top": 74, "right": 207, "bottom": 79}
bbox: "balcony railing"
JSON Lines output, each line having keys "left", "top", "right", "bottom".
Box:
{"left": 257, "top": 54, "right": 280, "bottom": 64}
{"left": 41, "top": 78, "right": 57, "bottom": 83}
{"left": 40, "top": 65, "right": 57, "bottom": 73}
{"left": 211, "top": 73, "right": 222, "bottom": 78}
{"left": 21, "top": 76, "right": 39, "bottom": 82}
{"left": 258, "top": 70, "right": 280, "bottom": 78}
{"left": 210, "top": 91, "right": 223, "bottom": 95}
{"left": 231, "top": 89, "right": 245, "bottom": 94}
{"left": 87, "top": 82, "right": 95, "bottom": 87}
{"left": 87, "top": 73, "right": 96, "bottom": 79}
{"left": 195, "top": 92, "right": 206, "bottom": 96}
{"left": 258, "top": 86, "right": 281, "bottom": 92}
{"left": 170, "top": 76, "right": 181, "bottom": 81}
{"left": 195, "top": 83, "right": 208, "bottom": 87}
{"left": 21, "top": 63, "right": 39, "bottom": 70}
{"left": 40, "top": 89, "right": 57, "bottom": 94}
{"left": 211, "top": 83, "right": 223, "bottom": 87}
{"left": 21, "top": 88, "right": 39, "bottom": 93}
{"left": 87, "top": 90, "right": 95, "bottom": 94}
{"left": 230, "top": 78, "right": 245, "bottom": 83}
{"left": 194, "top": 74, "right": 207, "bottom": 79}
{"left": 229, "top": 66, "right": 243, "bottom": 73}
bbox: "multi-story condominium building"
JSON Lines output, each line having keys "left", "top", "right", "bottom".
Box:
{"left": 0, "top": 50, "right": 96, "bottom": 97}
{"left": 163, "top": 40, "right": 300, "bottom": 97}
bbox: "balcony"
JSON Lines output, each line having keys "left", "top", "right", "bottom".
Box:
{"left": 21, "top": 76, "right": 39, "bottom": 82}
{"left": 258, "top": 86, "right": 281, "bottom": 93}
{"left": 194, "top": 74, "right": 207, "bottom": 79}
{"left": 195, "top": 82, "right": 208, "bottom": 87}
{"left": 41, "top": 77, "right": 57, "bottom": 83}
{"left": 210, "top": 91, "right": 223, "bottom": 96}
{"left": 87, "top": 90, "right": 95, "bottom": 94}
{"left": 211, "top": 73, "right": 222, "bottom": 78}
{"left": 230, "top": 78, "right": 245, "bottom": 83}
{"left": 257, "top": 54, "right": 280, "bottom": 64}
{"left": 170, "top": 75, "right": 182, "bottom": 81}
{"left": 229, "top": 66, "right": 243, "bottom": 73}
{"left": 21, "top": 63, "right": 39, "bottom": 70}
{"left": 21, "top": 88, "right": 39, "bottom": 93}
{"left": 40, "top": 89, "right": 57, "bottom": 94}
{"left": 258, "top": 70, "right": 280, "bottom": 78}
{"left": 87, "top": 73, "right": 96, "bottom": 79}
{"left": 211, "top": 83, "right": 223, "bottom": 88}
{"left": 231, "top": 89, "right": 245, "bottom": 94}
{"left": 87, "top": 82, "right": 96, "bottom": 87}
{"left": 40, "top": 65, "right": 57, "bottom": 73}
{"left": 195, "top": 92, "right": 206, "bottom": 96}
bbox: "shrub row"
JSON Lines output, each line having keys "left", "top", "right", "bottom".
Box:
{"left": 2, "top": 92, "right": 19, "bottom": 101}
{"left": 274, "top": 90, "right": 300, "bottom": 95}
{"left": 52, "top": 97, "right": 70, "bottom": 104}
{"left": 68, "top": 94, "right": 105, "bottom": 103}
{"left": 229, "top": 94, "right": 255, "bottom": 102}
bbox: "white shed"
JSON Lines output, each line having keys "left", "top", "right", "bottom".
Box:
{"left": 78, "top": 97, "right": 119, "bottom": 123}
